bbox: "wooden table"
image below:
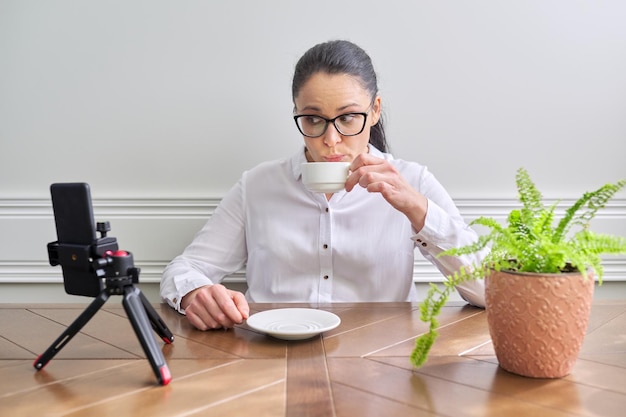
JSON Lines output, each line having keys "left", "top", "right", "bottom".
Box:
{"left": 0, "top": 300, "right": 624, "bottom": 417}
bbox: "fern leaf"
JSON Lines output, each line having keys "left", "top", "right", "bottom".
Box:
{"left": 554, "top": 179, "right": 626, "bottom": 242}
{"left": 516, "top": 167, "right": 543, "bottom": 216}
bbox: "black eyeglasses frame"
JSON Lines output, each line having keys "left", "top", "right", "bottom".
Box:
{"left": 293, "top": 111, "right": 370, "bottom": 138}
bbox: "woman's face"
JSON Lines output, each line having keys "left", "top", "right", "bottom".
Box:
{"left": 294, "top": 72, "right": 381, "bottom": 163}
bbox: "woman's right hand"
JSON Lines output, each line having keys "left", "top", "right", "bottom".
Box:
{"left": 181, "top": 284, "right": 250, "bottom": 330}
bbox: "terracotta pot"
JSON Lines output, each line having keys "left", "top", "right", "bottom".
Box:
{"left": 485, "top": 269, "right": 595, "bottom": 378}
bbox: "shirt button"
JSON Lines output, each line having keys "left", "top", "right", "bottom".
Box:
{"left": 323, "top": 275, "right": 329, "bottom": 280}
{"left": 416, "top": 239, "right": 422, "bottom": 243}
{"left": 323, "top": 244, "right": 328, "bottom": 249}
{"left": 421, "top": 242, "right": 427, "bottom": 247}
{"left": 325, "top": 207, "right": 329, "bottom": 212}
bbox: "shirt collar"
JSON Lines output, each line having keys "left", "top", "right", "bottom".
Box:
{"left": 290, "top": 146, "right": 309, "bottom": 180}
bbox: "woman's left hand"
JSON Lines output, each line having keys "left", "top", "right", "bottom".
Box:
{"left": 345, "top": 153, "right": 429, "bottom": 232}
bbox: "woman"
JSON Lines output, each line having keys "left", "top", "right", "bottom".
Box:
{"left": 161, "top": 40, "right": 486, "bottom": 330}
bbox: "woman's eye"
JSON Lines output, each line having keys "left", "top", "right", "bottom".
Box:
{"left": 305, "top": 116, "right": 324, "bottom": 125}
{"left": 339, "top": 114, "right": 356, "bottom": 124}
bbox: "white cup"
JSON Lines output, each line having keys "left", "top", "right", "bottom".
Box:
{"left": 301, "top": 162, "right": 350, "bottom": 193}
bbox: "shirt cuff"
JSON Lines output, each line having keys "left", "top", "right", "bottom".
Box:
{"left": 169, "top": 271, "right": 215, "bottom": 314}
{"left": 410, "top": 201, "right": 450, "bottom": 250}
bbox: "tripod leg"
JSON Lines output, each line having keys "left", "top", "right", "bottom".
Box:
{"left": 34, "top": 290, "right": 109, "bottom": 371}
{"left": 123, "top": 286, "right": 172, "bottom": 385}
{"left": 138, "top": 290, "right": 174, "bottom": 344}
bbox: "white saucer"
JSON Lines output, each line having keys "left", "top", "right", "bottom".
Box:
{"left": 246, "top": 308, "right": 341, "bottom": 340}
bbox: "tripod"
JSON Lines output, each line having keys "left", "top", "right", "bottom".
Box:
{"left": 34, "top": 249, "right": 174, "bottom": 386}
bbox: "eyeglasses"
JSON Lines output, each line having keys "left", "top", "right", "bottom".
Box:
{"left": 293, "top": 110, "right": 369, "bottom": 138}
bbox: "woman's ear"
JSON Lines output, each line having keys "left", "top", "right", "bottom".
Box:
{"left": 371, "top": 96, "right": 382, "bottom": 125}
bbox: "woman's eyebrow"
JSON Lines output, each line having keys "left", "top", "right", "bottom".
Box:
{"left": 298, "top": 102, "right": 362, "bottom": 114}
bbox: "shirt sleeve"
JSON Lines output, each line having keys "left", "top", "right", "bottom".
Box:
{"left": 160, "top": 178, "right": 248, "bottom": 313}
{"left": 410, "top": 169, "right": 487, "bottom": 308}
{"left": 413, "top": 201, "right": 487, "bottom": 307}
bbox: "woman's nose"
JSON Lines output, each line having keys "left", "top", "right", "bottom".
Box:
{"left": 323, "top": 123, "right": 343, "bottom": 147}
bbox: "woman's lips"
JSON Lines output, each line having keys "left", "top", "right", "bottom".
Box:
{"left": 324, "top": 155, "right": 345, "bottom": 162}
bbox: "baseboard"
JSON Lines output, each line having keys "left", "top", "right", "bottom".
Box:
{"left": 1, "top": 196, "right": 624, "bottom": 303}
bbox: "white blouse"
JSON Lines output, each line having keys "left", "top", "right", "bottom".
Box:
{"left": 161, "top": 146, "right": 485, "bottom": 313}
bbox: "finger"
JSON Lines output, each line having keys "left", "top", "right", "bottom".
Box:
{"left": 345, "top": 170, "right": 359, "bottom": 191}
{"left": 231, "top": 291, "right": 250, "bottom": 320}
{"left": 190, "top": 287, "right": 233, "bottom": 329}
{"left": 346, "top": 168, "right": 373, "bottom": 192}
{"left": 207, "top": 287, "right": 248, "bottom": 327}
{"left": 185, "top": 304, "right": 218, "bottom": 331}
{"left": 213, "top": 293, "right": 246, "bottom": 326}
{"left": 358, "top": 170, "right": 386, "bottom": 189}
{"left": 346, "top": 157, "right": 378, "bottom": 191}
{"left": 355, "top": 152, "right": 384, "bottom": 168}
{"left": 349, "top": 153, "right": 366, "bottom": 171}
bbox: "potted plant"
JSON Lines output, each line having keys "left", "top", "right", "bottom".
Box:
{"left": 411, "top": 168, "right": 626, "bottom": 378}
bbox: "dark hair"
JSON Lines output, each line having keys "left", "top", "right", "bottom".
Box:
{"left": 292, "top": 40, "right": 389, "bottom": 153}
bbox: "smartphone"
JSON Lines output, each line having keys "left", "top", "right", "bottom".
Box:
{"left": 50, "top": 183, "right": 104, "bottom": 297}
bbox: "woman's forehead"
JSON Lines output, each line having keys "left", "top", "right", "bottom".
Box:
{"left": 294, "top": 73, "right": 370, "bottom": 110}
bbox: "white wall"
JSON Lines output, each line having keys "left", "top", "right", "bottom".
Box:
{"left": 1, "top": 0, "right": 625, "bottom": 303}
